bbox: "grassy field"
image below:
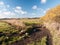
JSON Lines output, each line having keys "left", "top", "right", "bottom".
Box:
{"left": 0, "top": 19, "right": 47, "bottom": 45}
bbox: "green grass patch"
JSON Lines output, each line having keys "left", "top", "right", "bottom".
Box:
{"left": 27, "top": 37, "right": 47, "bottom": 45}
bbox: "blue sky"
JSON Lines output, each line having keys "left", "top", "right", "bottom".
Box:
{"left": 0, "top": 0, "right": 60, "bottom": 18}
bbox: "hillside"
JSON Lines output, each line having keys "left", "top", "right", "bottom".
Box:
{"left": 41, "top": 5, "right": 60, "bottom": 22}
{"left": 41, "top": 5, "right": 60, "bottom": 45}
{"left": 0, "top": 19, "right": 51, "bottom": 45}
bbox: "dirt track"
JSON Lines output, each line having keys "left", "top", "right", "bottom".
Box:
{"left": 10, "top": 25, "right": 53, "bottom": 45}
{"left": 1, "top": 19, "right": 53, "bottom": 45}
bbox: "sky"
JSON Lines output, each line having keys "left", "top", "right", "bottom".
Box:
{"left": 0, "top": 0, "right": 60, "bottom": 18}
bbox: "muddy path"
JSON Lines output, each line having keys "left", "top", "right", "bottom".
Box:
{"left": 10, "top": 25, "right": 53, "bottom": 45}
{"left": 1, "top": 20, "right": 53, "bottom": 45}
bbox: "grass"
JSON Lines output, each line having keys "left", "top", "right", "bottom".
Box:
{"left": 0, "top": 21, "right": 47, "bottom": 45}
{"left": 24, "top": 21, "right": 43, "bottom": 26}
{"left": 27, "top": 37, "right": 47, "bottom": 45}
{"left": 0, "top": 21, "right": 21, "bottom": 45}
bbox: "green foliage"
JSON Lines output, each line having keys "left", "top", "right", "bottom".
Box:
{"left": 0, "top": 22, "right": 21, "bottom": 45}
{"left": 24, "top": 21, "right": 43, "bottom": 26}
{"left": 0, "top": 21, "right": 47, "bottom": 45}
{"left": 24, "top": 22, "right": 36, "bottom": 26}
{"left": 40, "top": 37, "right": 47, "bottom": 45}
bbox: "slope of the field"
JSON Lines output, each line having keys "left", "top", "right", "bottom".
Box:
{"left": 41, "top": 5, "right": 60, "bottom": 22}
{"left": 0, "top": 20, "right": 52, "bottom": 45}
{"left": 41, "top": 5, "right": 60, "bottom": 45}
{"left": 0, "top": 21, "right": 22, "bottom": 45}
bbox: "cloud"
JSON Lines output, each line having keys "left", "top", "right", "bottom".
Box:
{"left": 15, "top": 9, "right": 27, "bottom": 15}
{"left": 16, "top": 6, "right": 22, "bottom": 10}
{"left": 31, "top": 6, "right": 48, "bottom": 17}
{"left": 7, "top": 5, "right": 10, "bottom": 8}
{"left": 43, "top": 8, "right": 50, "bottom": 13}
{"left": 3, "top": 11, "right": 15, "bottom": 15}
{"left": 0, "top": 1, "right": 10, "bottom": 10}
{"left": 14, "top": 6, "right": 27, "bottom": 15}
{"left": 0, "top": 1, "right": 4, "bottom": 5}
{"left": 0, "top": 1, "right": 47, "bottom": 18}
{"left": 32, "top": 5, "right": 46, "bottom": 14}
{"left": 37, "top": 8, "right": 46, "bottom": 15}
{"left": 41, "top": 0, "right": 46, "bottom": 4}
{"left": 3, "top": 11, "right": 11, "bottom": 15}
{"left": 32, "top": 5, "right": 38, "bottom": 10}
{"left": 32, "top": 6, "right": 46, "bottom": 14}
{"left": 0, "top": 1, "right": 27, "bottom": 18}
{"left": 0, "top": 11, "right": 16, "bottom": 18}
{"left": 0, "top": 1, "right": 16, "bottom": 18}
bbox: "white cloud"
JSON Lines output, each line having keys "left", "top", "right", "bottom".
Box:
{"left": 0, "top": 1, "right": 4, "bottom": 5}
{"left": 15, "top": 9, "right": 27, "bottom": 15}
{"left": 0, "top": 11, "right": 15, "bottom": 16}
{"left": 2, "top": 11, "right": 15, "bottom": 15}
{"left": 31, "top": 7, "right": 48, "bottom": 17}
{"left": 14, "top": 6, "right": 27, "bottom": 15}
{"left": 31, "top": 13, "right": 36, "bottom": 15}
{"left": 0, "top": 1, "right": 48, "bottom": 18}
{"left": 32, "top": 5, "right": 46, "bottom": 14}
{"left": 7, "top": 5, "right": 10, "bottom": 8}
{"left": 38, "top": 8, "right": 47, "bottom": 14}
{"left": 20, "top": 11, "right": 27, "bottom": 15}
{"left": 0, "top": 11, "right": 16, "bottom": 18}
{"left": 16, "top": 6, "right": 22, "bottom": 9}
{"left": 32, "top": 5, "right": 38, "bottom": 10}
{"left": 43, "top": 8, "right": 50, "bottom": 13}
{"left": 41, "top": 0, "right": 46, "bottom": 4}
{"left": 0, "top": 1, "right": 28, "bottom": 18}
{"left": 0, "top": 1, "right": 17, "bottom": 18}
{"left": 3, "top": 11, "right": 11, "bottom": 15}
